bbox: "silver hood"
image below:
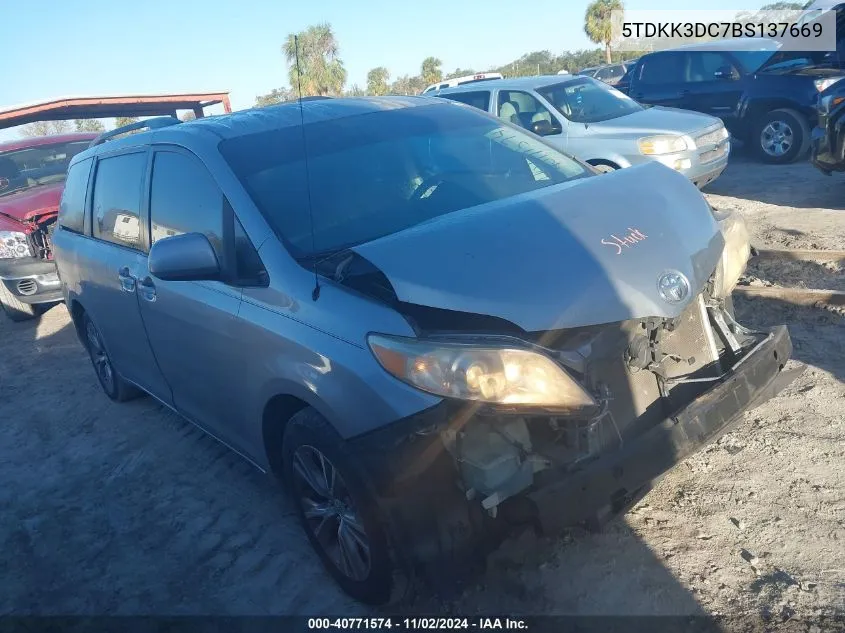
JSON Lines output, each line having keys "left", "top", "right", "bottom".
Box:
{"left": 352, "top": 162, "right": 725, "bottom": 332}
{"left": 596, "top": 105, "right": 722, "bottom": 136}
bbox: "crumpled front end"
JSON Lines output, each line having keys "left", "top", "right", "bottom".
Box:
{"left": 350, "top": 288, "right": 797, "bottom": 589}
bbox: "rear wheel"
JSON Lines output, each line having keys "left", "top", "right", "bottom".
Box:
{"left": 0, "top": 283, "right": 37, "bottom": 321}
{"left": 83, "top": 313, "right": 141, "bottom": 402}
{"left": 283, "top": 408, "right": 393, "bottom": 605}
{"left": 753, "top": 109, "right": 809, "bottom": 164}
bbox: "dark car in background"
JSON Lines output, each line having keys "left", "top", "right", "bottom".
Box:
{"left": 811, "top": 79, "right": 845, "bottom": 173}
{"left": 576, "top": 60, "right": 637, "bottom": 86}
{"left": 0, "top": 133, "right": 96, "bottom": 320}
{"left": 620, "top": 40, "right": 845, "bottom": 163}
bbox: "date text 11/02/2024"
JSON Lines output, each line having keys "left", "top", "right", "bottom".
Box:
{"left": 307, "top": 618, "right": 529, "bottom": 630}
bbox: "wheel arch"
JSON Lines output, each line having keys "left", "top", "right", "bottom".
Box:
{"left": 260, "top": 386, "right": 339, "bottom": 478}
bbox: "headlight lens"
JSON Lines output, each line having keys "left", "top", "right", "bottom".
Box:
{"left": 711, "top": 208, "right": 751, "bottom": 298}
{"left": 0, "top": 231, "right": 33, "bottom": 259}
{"left": 638, "top": 134, "right": 693, "bottom": 155}
{"left": 815, "top": 77, "right": 844, "bottom": 93}
{"left": 368, "top": 334, "right": 597, "bottom": 410}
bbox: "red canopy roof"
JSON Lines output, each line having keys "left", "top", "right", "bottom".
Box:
{"left": 0, "top": 92, "right": 232, "bottom": 130}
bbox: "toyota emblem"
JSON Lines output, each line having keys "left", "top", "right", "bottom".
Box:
{"left": 657, "top": 270, "right": 691, "bottom": 304}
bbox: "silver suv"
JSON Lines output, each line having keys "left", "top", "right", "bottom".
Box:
{"left": 435, "top": 75, "right": 730, "bottom": 188}
{"left": 54, "top": 98, "right": 795, "bottom": 604}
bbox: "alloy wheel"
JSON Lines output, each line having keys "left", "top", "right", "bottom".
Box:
{"left": 86, "top": 320, "right": 115, "bottom": 394}
{"left": 760, "top": 120, "right": 794, "bottom": 157}
{"left": 292, "top": 445, "right": 371, "bottom": 581}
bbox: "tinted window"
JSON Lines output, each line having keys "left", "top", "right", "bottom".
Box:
{"left": 595, "top": 66, "right": 624, "bottom": 80}
{"left": 149, "top": 152, "right": 224, "bottom": 254}
{"left": 539, "top": 79, "right": 642, "bottom": 123}
{"left": 92, "top": 152, "right": 147, "bottom": 249}
{"left": 220, "top": 104, "right": 587, "bottom": 257}
{"left": 686, "top": 52, "right": 738, "bottom": 82}
{"left": 496, "top": 90, "right": 557, "bottom": 132}
{"left": 58, "top": 158, "right": 92, "bottom": 234}
{"left": 0, "top": 140, "right": 91, "bottom": 199}
{"left": 638, "top": 53, "right": 685, "bottom": 85}
{"left": 441, "top": 91, "right": 491, "bottom": 111}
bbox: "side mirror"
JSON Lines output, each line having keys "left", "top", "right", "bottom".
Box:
{"left": 714, "top": 66, "right": 737, "bottom": 81}
{"left": 531, "top": 119, "right": 561, "bottom": 136}
{"left": 149, "top": 232, "right": 220, "bottom": 282}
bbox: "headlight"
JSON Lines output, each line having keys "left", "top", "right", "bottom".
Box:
{"left": 815, "top": 78, "right": 845, "bottom": 93}
{"left": 0, "top": 231, "right": 33, "bottom": 259}
{"left": 368, "top": 334, "right": 597, "bottom": 411}
{"left": 638, "top": 134, "right": 694, "bottom": 155}
{"left": 710, "top": 208, "right": 751, "bottom": 299}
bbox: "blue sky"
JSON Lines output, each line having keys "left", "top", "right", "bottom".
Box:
{"left": 3, "top": 0, "right": 761, "bottom": 138}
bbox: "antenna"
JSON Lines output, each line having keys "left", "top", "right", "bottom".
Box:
{"left": 294, "top": 34, "right": 321, "bottom": 301}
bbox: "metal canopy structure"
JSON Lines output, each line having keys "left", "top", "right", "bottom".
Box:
{"left": 0, "top": 92, "right": 232, "bottom": 130}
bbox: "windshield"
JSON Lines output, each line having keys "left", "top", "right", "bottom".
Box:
{"left": 537, "top": 78, "right": 642, "bottom": 124}
{"left": 220, "top": 103, "right": 588, "bottom": 257}
{"left": 0, "top": 140, "right": 91, "bottom": 197}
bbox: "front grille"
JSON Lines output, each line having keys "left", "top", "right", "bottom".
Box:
{"left": 695, "top": 125, "right": 729, "bottom": 148}
{"left": 699, "top": 143, "right": 729, "bottom": 164}
{"left": 16, "top": 279, "right": 37, "bottom": 296}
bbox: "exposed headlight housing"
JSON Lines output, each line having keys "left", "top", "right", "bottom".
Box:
{"left": 815, "top": 77, "right": 845, "bottom": 93}
{"left": 710, "top": 207, "right": 751, "bottom": 299}
{"left": 819, "top": 93, "right": 845, "bottom": 114}
{"left": 0, "top": 231, "right": 33, "bottom": 259}
{"left": 638, "top": 134, "right": 694, "bottom": 155}
{"left": 368, "top": 334, "right": 597, "bottom": 412}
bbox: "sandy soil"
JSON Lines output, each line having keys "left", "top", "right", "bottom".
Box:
{"left": 1, "top": 153, "right": 843, "bottom": 623}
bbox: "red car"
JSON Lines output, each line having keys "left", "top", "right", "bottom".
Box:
{"left": 0, "top": 132, "right": 97, "bottom": 320}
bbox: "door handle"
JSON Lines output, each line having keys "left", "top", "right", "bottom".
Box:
{"left": 138, "top": 276, "right": 157, "bottom": 302}
{"left": 118, "top": 266, "right": 136, "bottom": 293}
{"left": 680, "top": 89, "right": 690, "bottom": 96}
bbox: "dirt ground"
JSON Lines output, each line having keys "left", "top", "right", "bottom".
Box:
{"left": 1, "top": 152, "right": 843, "bottom": 622}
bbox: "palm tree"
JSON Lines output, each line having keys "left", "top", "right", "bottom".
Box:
{"left": 366, "top": 67, "right": 390, "bottom": 96}
{"left": 421, "top": 57, "right": 443, "bottom": 86}
{"left": 584, "top": 0, "right": 623, "bottom": 64}
{"left": 283, "top": 23, "right": 347, "bottom": 97}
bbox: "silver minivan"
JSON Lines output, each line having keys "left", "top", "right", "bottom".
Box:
{"left": 435, "top": 75, "right": 730, "bottom": 188}
{"left": 54, "top": 99, "right": 793, "bottom": 605}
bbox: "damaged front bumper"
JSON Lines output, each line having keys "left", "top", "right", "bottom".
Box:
{"left": 528, "top": 324, "right": 794, "bottom": 532}
{"left": 349, "top": 322, "right": 797, "bottom": 583}
{"left": 0, "top": 257, "right": 62, "bottom": 305}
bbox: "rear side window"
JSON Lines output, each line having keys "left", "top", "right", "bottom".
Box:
{"left": 441, "top": 91, "right": 491, "bottom": 111}
{"left": 149, "top": 151, "right": 224, "bottom": 255}
{"left": 92, "top": 152, "right": 147, "bottom": 249}
{"left": 638, "top": 53, "right": 685, "bottom": 85}
{"left": 58, "top": 158, "right": 92, "bottom": 234}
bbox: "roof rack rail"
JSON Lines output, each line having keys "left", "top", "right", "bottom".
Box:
{"left": 89, "top": 116, "right": 181, "bottom": 147}
{"left": 298, "top": 96, "right": 332, "bottom": 102}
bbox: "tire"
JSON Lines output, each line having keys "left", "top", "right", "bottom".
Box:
{"left": 0, "top": 282, "right": 38, "bottom": 321}
{"left": 82, "top": 313, "right": 142, "bottom": 402}
{"left": 753, "top": 109, "right": 810, "bottom": 164}
{"left": 282, "top": 408, "right": 392, "bottom": 605}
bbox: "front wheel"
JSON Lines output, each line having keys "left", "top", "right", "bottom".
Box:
{"left": 753, "top": 109, "right": 809, "bottom": 164}
{"left": 283, "top": 408, "right": 393, "bottom": 605}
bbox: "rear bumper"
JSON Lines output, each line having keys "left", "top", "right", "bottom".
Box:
{"left": 352, "top": 325, "right": 795, "bottom": 580}
{"left": 0, "top": 258, "right": 62, "bottom": 305}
